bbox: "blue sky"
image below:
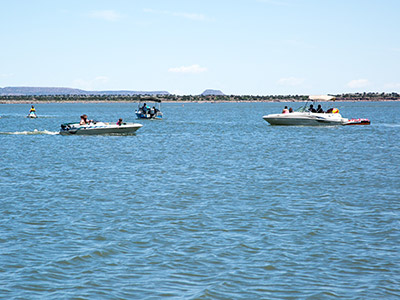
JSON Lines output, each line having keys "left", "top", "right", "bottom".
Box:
{"left": 1, "top": 0, "right": 399, "bottom": 95}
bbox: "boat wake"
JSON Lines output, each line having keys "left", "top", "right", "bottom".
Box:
{"left": 0, "top": 115, "right": 57, "bottom": 119}
{"left": 380, "top": 123, "right": 400, "bottom": 127}
{"left": 0, "top": 129, "right": 59, "bottom": 135}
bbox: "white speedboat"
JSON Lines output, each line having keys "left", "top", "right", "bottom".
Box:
{"left": 263, "top": 111, "right": 347, "bottom": 126}
{"left": 60, "top": 121, "right": 143, "bottom": 135}
{"left": 263, "top": 95, "right": 370, "bottom": 126}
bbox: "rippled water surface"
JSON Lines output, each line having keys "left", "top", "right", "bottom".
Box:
{"left": 1, "top": 102, "right": 399, "bottom": 299}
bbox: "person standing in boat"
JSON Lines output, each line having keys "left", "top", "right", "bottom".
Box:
{"left": 142, "top": 103, "right": 147, "bottom": 113}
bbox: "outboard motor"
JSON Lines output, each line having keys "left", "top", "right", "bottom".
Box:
{"left": 60, "top": 124, "right": 71, "bottom": 131}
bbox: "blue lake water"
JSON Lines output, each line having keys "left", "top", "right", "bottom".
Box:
{"left": 1, "top": 101, "right": 399, "bottom": 299}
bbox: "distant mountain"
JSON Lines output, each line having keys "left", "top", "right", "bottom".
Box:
{"left": 0, "top": 86, "right": 170, "bottom": 96}
{"left": 201, "top": 89, "right": 225, "bottom": 96}
{"left": 0, "top": 87, "right": 85, "bottom": 95}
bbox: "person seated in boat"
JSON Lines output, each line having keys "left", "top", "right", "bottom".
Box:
{"left": 282, "top": 106, "right": 289, "bottom": 114}
{"left": 29, "top": 105, "right": 36, "bottom": 113}
{"left": 80, "top": 114, "right": 91, "bottom": 125}
{"left": 326, "top": 108, "right": 333, "bottom": 113}
{"left": 116, "top": 118, "right": 123, "bottom": 126}
{"left": 316, "top": 104, "right": 324, "bottom": 113}
{"left": 149, "top": 106, "right": 158, "bottom": 117}
{"left": 308, "top": 104, "right": 317, "bottom": 113}
{"left": 289, "top": 107, "right": 293, "bottom": 113}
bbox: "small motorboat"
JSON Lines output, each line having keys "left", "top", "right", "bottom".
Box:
{"left": 27, "top": 111, "right": 38, "bottom": 118}
{"left": 344, "top": 118, "right": 371, "bottom": 125}
{"left": 59, "top": 121, "right": 143, "bottom": 135}
{"left": 263, "top": 95, "right": 370, "bottom": 126}
{"left": 135, "top": 97, "right": 163, "bottom": 120}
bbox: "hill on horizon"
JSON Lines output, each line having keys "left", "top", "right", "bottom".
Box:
{"left": 201, "top": 89, "right": 225, "bottom": 96}
{"left": 0, "top": 86, "right": 170, "bottom": 96}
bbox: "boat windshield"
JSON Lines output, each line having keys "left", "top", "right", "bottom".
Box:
{"left": 295, "top": 103, "right": 308, "bottom": 112}
{"left": 286, "top": 95, "right": 335, "bottom": 113}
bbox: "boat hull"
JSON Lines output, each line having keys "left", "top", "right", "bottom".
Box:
{"left": 263, "top": 112, "right": 346, "bottom": 126}
{"left": 60, "top": 122, "right": 143, "bottom": 135}
{"left": 135, "top": 112, "right": 163, "bottom": 120}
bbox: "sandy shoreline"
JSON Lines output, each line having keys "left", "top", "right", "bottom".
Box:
{"left": 1, "top": 99, "right": 399, "bottom": 104}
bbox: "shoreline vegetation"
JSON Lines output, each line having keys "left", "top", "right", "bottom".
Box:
{"left": 1, "top": 92, "right": 399, "bottom": 104}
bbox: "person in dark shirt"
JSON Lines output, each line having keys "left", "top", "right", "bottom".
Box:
{"left": 142, "top": 103, "right": 147, "bottom": 113}
{"left": 316, "top": 104, "right": 324, "bottom": 113}
{"left": 308, "top": 104, "right": 317, "bottom": 113}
